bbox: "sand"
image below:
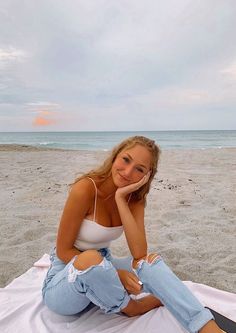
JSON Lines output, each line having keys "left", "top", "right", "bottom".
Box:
{"left": 0, "top": 145, "right": 235, "bottom": 293}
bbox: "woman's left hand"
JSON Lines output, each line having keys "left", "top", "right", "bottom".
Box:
{"left": 117, "top": 269, "right": 142, "bottom": 295}
{"left": 115, "top": 172, "right": 151, "bottom": 199}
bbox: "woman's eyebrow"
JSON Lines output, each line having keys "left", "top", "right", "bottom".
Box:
{"left": 125, "top": 153, "right": 148, "bottom": 169}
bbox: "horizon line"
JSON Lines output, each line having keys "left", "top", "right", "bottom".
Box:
{"left": 0, "top": 129, "right": 236, "bottom": 133}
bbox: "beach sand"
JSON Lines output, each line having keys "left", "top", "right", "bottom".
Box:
{"left": 0, "top": 145, "right": 235, "bottom": 293}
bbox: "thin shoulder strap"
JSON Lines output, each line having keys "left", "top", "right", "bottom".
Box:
{"left": 87, "top": 177, "right": 97, "bottom": 222}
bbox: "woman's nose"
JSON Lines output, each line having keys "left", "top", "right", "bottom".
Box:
{"left": 123, "top": 165, "right": 133, "bottom": 177}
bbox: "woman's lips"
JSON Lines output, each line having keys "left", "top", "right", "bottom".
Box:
{"left": 117, "top": 172, "right": 130, "bottom": 182}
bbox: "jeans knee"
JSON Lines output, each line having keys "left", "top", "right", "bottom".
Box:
{"left": 73, "top": 249, "right": 103, "bottom": 271}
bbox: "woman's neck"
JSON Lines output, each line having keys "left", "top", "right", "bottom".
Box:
{"left": 97, "top": 175, "right": 117, "bottom": 200}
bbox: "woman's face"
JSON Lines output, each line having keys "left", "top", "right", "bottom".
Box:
{"left": 111, "top": 144, "right": 152, "bottom": 187}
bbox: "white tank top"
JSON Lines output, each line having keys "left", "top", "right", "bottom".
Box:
{"left": 74, "top": 178, "right": 124, "bottom": 251}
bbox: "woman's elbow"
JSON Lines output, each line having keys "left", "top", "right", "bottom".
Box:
{"left": 55, "top": 246, "right": 65, "bottom": 261}
{"left": 56, "top": 244, "right": 71, "bottom": 263}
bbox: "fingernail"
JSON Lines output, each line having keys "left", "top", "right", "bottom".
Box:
{"left": 138, "top": 280, "right": 143, "bottom": 285}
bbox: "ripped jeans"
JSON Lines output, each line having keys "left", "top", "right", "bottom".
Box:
{"left": 42, "top": 248, "right": 213, "bottom": 333}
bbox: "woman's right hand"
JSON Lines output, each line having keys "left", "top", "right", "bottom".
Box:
{"left": 115, "top": 172, "right": 151, "bottom": 200}
{"left": 117, "top": 269, "right": 142, "bottom": 295}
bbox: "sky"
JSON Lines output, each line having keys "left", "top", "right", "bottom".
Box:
{"left": 0, "top": 0, "right": 236, "bottom": 132}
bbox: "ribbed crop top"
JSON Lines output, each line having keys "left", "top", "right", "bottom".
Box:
{"left": 74, "top": 178, "right": 124, "bottom": 251}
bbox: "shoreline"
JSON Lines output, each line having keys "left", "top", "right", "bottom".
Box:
{"left": 0, "top": 147, "right": 235, "bottom": 292}
{"left": 1, "top": 143, "right": 236, "bottom": 152}
{"left": 0, "top": 144, "right": 71, "bottom": 152}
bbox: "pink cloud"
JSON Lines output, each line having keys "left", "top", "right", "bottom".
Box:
{"left": 33, "top": 116, "right": 57, "bottom": 127}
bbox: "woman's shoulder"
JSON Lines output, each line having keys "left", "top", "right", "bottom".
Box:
{"left": 70, "top": 177, "right": 96, "bottom": 199}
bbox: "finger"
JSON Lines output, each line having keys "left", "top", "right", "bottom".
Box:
{"left": 129, "top": 288, "right": 141, "bottom": 295}
{"left": 128, "top": 272, "right": 140, "bottom": 283}
{"left": 128, "top": 274, "right": 142, "bottom": 287}
{"left": 138, "top": 175, "right": 148, "bottom": 186}
{"left": 128, "top": 276, "right": 142, "bottom": 293}
{"left": 128, "top": 284, "right": 142, "bottom": 295}
{"left": 142, "top": 171, "right": 151, "bottom": 184}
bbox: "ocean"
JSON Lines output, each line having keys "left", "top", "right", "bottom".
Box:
{"left": 0, "top": 130, "right": 235, "bottom": 151}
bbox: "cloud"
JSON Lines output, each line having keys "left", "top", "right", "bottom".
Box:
{"left": 39, "top": 110, "right": 55, "bottom": 116}
{"left": 220, "top": 61, "right": 236, "bottom": 80}
{"left": 25, "top": 101, "right": 59, "bottom": 112}
{"left": 0, "top": 47, "right": 27, "bottom": 61}
{"left": 0, "top": 47, "right": 28, "bottom": 71}
{"left": 27, "top": 101, "right": 59, "bottom": 127}
{"left": 0, "top": 0, "right": 236, "bottom": 131}
{"left": 33, "top": 116, "right": 57, "bottom": 127}
{"left": 26, "top": 102, "right": 60, "bottom": 108}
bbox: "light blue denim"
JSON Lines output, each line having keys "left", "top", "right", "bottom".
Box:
{"left": 42, "top": 248, "right": 214, "bottom": 333}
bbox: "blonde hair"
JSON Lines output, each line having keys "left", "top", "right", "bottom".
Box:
{"left": 73, "top": 136, "right": 161, "bottom": 203}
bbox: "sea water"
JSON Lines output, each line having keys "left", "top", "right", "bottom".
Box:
{"left": 0, "top": 130, "right": 235, "bottom": 151}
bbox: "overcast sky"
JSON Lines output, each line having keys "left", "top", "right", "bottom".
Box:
{"left": 0, "top": 0, "right": 236, "bottom": 131}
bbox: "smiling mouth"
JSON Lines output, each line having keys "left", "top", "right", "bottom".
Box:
{"left": 118, "top": 173, "right": 130, "bottom": 181}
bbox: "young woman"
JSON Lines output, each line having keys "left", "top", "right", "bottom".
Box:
{"left": 42, "top": 136, "right": 222, "bottom": 333}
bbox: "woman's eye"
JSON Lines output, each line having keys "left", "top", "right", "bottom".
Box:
{"left": 136, "top": 168, "right": 144, "bottom": 173}
{"left": 123, "top": 157, "right": 130, "bottom": 163}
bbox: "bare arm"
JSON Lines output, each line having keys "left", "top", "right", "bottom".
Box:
{"left": 56, "top": 178, "right": 94, "bottom": 263}
{"left": 115, "top": 173, "right": 150, "bottom": 260}
{"left": 115, "top": 196, "right": 147, "bottom": 260}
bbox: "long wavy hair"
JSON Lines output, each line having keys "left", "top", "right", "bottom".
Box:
{"left": 72, "top": 136, "right": 161, "bottom": 203}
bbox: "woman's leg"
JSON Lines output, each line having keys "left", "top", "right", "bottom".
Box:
{"left": 132, "top": 255, "right": 215, "bottom": 333}
{"left": 42, "top": 248, "right": 91, "bottom": 315}
{"left": 42, "top": 248, "right": 131, "bottom": 315}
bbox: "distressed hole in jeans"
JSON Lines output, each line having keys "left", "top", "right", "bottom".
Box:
{"left": 133, "top": 254, "right": 162, "bottom": 271}
{"left": 68, "top": 258, "right": 107, "bottom": 283}
{"left": 146, "top": 253, "right": 161, "bottom": 265}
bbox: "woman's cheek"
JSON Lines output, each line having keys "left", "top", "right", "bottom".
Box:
{"left": 113, "top": 159, "right": 123, "bottom": 170}
{"left": 132, "top": 172, "right": 143, "bottom": 183}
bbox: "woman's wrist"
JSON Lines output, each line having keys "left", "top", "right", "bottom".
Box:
{"left": 115, "top": 194, "right": 127, "bottom": 205}
{"left": 115, "top": 190, "right": 131, "bottom": 203}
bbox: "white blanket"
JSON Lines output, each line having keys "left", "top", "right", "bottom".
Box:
{"left": 0, "top": 254, "right": 236, "bottom": 333}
